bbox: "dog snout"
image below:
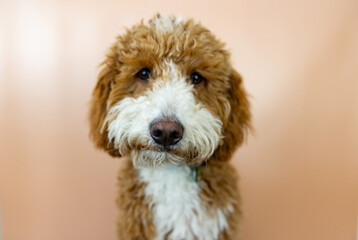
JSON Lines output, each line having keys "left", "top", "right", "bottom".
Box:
{"left": 150, "top": 120, "right": 184, "bottom": 147}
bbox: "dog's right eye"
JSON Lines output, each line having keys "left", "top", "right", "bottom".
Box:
{"left": 136, "top": 68, "right": 151, "bottom": 81}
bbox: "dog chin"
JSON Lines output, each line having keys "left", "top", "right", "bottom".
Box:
{"left": 130, "top": 149, "right": 188, "bottom": 168}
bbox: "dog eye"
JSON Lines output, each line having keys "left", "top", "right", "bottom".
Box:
{"left": 136, "top": 68, "right": 151, "bottom": 81}
{"left": 190, "top": 72, "right": 205, "bottom": 85}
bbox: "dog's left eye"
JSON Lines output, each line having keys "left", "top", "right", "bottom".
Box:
{"left": 190, "top": 72, "right": 205, "bottom": 85}
{"left": 136, "top": 68, "right": 151, "bottom": 81}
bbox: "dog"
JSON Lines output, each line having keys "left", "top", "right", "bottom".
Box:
{"left": 89, "top": 14, "right": 251, "bottom": 240}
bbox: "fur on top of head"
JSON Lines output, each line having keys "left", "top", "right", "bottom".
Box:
{"left": 89, "top": 14, "right": 251, "bottom": 167}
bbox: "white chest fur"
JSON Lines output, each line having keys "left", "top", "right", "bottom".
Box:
{"left": 138, "top": 164, "right": 229, "bottom": 240}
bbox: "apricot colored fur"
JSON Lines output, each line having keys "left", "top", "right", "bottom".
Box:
{"left": 89, "top": 15, "right": 251, "bottom": 240}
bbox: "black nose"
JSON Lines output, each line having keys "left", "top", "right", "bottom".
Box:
{"left": 150, "top": 120, "right": 184, "bottom": 147}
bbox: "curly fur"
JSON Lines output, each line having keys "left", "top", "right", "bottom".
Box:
{"left": 89, "top": 14, "right": 251, "bottom": 240}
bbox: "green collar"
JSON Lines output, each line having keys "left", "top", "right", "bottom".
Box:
{"left": 191, "top": 164, "right": 200, "bottom": 182}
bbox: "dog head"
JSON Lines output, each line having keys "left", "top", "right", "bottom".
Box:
{"left": 89, "top": 15, "right": 251, "bottom": 167}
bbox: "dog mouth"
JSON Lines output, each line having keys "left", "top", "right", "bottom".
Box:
{"left": 130, "top": 143, "right": 201, "bottom": 167}
{"left": 138, "top": 144, "right": 192, "bottom": 158}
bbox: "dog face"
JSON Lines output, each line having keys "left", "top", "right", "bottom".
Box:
{"left": 89, "top": 15, "right": 251, "bottom": 167}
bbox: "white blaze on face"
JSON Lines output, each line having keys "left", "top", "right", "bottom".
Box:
{"left": 104, "top": 61, "right": 222, "bottom": 167}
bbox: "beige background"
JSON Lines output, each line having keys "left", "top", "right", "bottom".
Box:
{"left": 0, "top": 0, "right": 358, "bottom": 239}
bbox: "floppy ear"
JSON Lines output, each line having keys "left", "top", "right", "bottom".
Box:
{"left": 214, "top": 68, "right": 252, "bottom": 161}
{"left": 89, "top": 44, "right": 121, "bottom": 157}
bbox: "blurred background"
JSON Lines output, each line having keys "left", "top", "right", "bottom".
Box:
{"left": 0, "top": 0, "right": 357, "bottom": 239}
